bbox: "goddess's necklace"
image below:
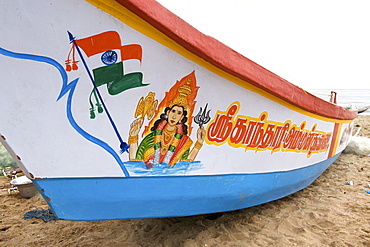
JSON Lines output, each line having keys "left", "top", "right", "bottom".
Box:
{"left": 161, "top": 126, "right": 176, "bottom": 154}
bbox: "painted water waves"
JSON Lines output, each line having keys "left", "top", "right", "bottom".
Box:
{"left": 124, "top": 161, "right": 203, "bottom": 176}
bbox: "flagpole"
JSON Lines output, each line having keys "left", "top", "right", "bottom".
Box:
{"left": 67, "top": 31, "right": 129, "bottom": 154}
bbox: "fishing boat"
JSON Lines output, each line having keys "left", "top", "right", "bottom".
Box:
{"left": 357, "top": 106, "right": 370, "bottom": 114}
{"left": 0, "top": 0, "right": 357, "bottom": 221}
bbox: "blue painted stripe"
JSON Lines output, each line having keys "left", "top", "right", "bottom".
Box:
{"left": 0, "top": 47, "right": 129, "bottom": 176}
{"left": 33, "top": 153, "right": 340, "bottom": 221}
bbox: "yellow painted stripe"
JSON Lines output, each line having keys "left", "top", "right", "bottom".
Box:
{"left": 85, "top": 0, "right": 353, "bottom": 124}
{"left": 331, "top": 123, "right": 342, "bottom": 157}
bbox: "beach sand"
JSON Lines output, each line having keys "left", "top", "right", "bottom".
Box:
{"left": 1, "top": 116, "right": 370, "bottom": 247}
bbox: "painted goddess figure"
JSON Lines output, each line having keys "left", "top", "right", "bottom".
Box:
{"left": 128, "top": 72, "right": 206, "bottom": 168}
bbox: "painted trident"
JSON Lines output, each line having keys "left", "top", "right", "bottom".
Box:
{"left": 194, "top": 103, "right": 211, "bottom": 127}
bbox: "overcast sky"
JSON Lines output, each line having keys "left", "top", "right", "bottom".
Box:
{"left": 157, "top": 0, "right": 370, "bottom": 90}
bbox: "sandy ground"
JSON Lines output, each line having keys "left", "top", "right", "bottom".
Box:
{"left": 1, "top": 116, "right": 370, "bottom": 247}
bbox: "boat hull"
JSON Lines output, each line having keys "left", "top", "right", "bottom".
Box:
{"left": 0, "top": 0, "right": 356, "bottom": 220}
{"left": 33, "top": 153, "right": 339, "bottom": 220}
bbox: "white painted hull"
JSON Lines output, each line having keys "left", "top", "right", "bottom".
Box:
{"left": 0, "top": 0, "right": 356, "bottom": 220}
